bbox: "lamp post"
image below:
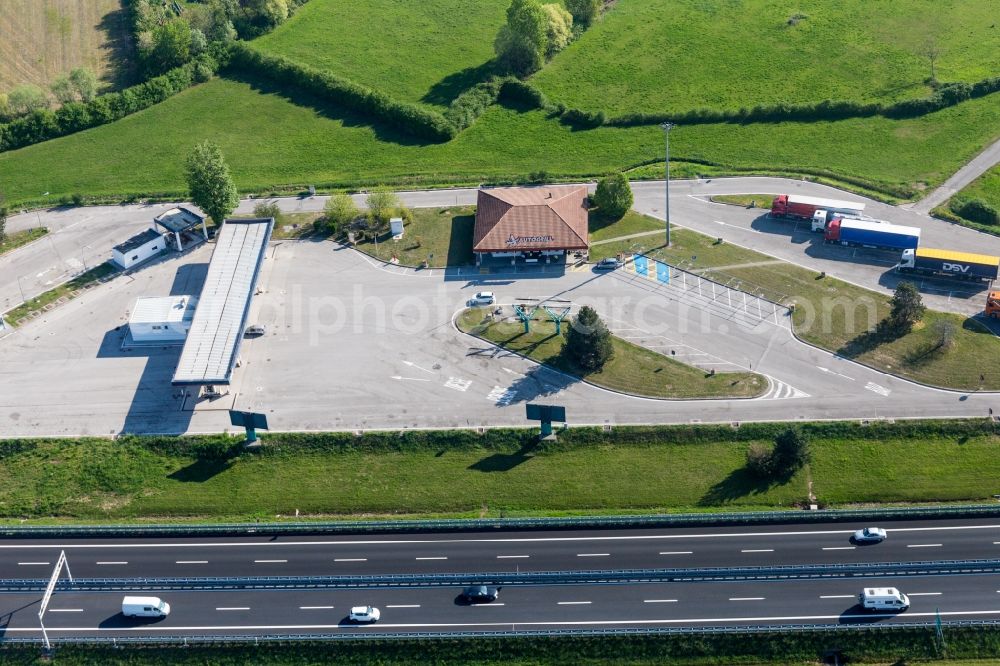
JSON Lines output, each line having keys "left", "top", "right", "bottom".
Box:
{"left": 661, "top": 122, "right": 676, "bottom": 247}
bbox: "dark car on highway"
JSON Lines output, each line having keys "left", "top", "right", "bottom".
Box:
{"left": 461, "top": 585, "right": 499, "bottom": 603}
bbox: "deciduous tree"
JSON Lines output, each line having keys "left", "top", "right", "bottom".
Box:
{"left": 886, "top": 281, "right": 925, "bottom": 335}
{"left": 323, "top": 193, "right": 358, "bottom": 235}
{"left": 565, "top": 0, "right": 600, "bottom": 27}
{"left": 542, "top": 4, "right": 573, "bottom": 58}
{"left": 495, "top": 0, "right": 547, "bottom": 76}
{"left": 69, "top": 68, "right": 98, "bottom": 102}
{"left": 185, "top": 141, "right": 239, "bottom": 225}
{"left": 593, "top": 172, "right": 633, "bottom": 219}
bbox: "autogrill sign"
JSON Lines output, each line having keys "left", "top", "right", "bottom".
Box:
{"left": 506, "top": 233, "right": 555, "bottom": 246}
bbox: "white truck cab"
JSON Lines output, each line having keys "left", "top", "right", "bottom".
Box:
{"left": 859, "top": 587, "right": 909, "bottom": 611}
{"left": 811, "top": 209, "right": 830, "bottom": 231}
{"left": 122, "top": 596, "right": 171, "bottom": 618}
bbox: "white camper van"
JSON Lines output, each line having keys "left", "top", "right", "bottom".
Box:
{"left": 859, "top": 587, "right": 909, "bottom": 611}
{"left": 122, "top": 596, "right": 171, "bottom": 618}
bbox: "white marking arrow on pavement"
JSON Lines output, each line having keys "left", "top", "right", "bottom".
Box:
{"left": 402, "top": 361, "right": 436, "bottom": 374}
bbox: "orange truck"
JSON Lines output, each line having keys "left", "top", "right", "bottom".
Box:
{"left": 987, "top": 290, "right": 1000, "bottom": 319}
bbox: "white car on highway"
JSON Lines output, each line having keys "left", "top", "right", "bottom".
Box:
{"left": 349, "top": 606, "right": 380, "bottom": 623}
{"left": 853, "top": 527, "right": 887, "bottom": 543}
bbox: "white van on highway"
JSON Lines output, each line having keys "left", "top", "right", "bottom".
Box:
{"left": 859, "top": 587, "right": 909, "bottom": 611}
{"left": 122, "top": 596, "right": 171, "bottom": 618}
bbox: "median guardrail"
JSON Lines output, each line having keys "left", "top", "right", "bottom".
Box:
{"left": 4, "top": 558, "right": 998, "bottom": 592}
{"left": 2, "top": 503, "right": 1000, "bottom": 538}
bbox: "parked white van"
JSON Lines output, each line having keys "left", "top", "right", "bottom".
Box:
{"left": 859, "top": 587, "right": 909, "bottom": 611}
{"left": 122, "top": 596, "right": 171, "bottom": 618}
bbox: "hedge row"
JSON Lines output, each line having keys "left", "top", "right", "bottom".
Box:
{"left": 226, "top": 43, "right": 456, "bottom": 142}
{"left": 0, "top": 54, "right": 217, "bottom": 153}
{"left": 590, "top": 76, "right": 1000, "bottom": 129}
{"left": 498, "top": 77, "right": 549, "bottom": 110}
{"left": 443, "top": 77, "right": 504, "bottom": 132}
{"left": 951, "top": 197, "right": 1000, "bottom": 226}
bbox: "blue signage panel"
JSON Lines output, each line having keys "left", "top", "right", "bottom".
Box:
{"left": 229, "top": 410, "right": 269, "bottom": 430}
{"left": 526, "top": 404, "right": 567, "bottom": 422}
{"left": 655, "top": 261, "right": 671, "bottom": 284}
{"left": 632, "top": 254, "right": 649, "bottom": 277}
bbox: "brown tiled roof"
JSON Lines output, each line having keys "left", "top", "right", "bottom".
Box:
{"left": 473, "top": 186, "right": 589, "bottom": 252}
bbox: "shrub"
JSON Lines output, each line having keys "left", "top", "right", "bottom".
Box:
{"left": 561, "top": 107, "right": 606, "bottom": 128}
{"left": 771, "top": 427, "right": 810, "bottom": 474}
{"left": 745, "top": 442, "right": 773, "bottom": 477}
{"left": 951, "top": 198, "right": 1000, "bottom": 226}
{"left": 593, "top": 172, "right": 633, "bottom": 219}
{"left": 444, "top": 78, "right": 503, "bottom": 132}
{"left": 542, "top": 3, "right": 573, "bottom": 58}
{"left": 253, "top": 201, "right": 284, "bottom": 226}
{"left": 498, "top": 77, "right": 548, "bottom": 109}
{"left": 565, "top": 0, "right": 600, "bottom": 27}
{"left": 323, "top": 193, "right": 359, "bottom": 235}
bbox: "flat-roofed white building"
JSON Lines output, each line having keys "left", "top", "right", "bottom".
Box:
{"left": 128, "top": 295, "right": 198, "bottom": 343}
{"left": 112, "top": 228, "right": 166, "bottom": 270}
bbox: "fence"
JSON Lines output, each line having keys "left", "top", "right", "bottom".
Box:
{"left": 2, "top": 503, "right": 998, "bottom": 538}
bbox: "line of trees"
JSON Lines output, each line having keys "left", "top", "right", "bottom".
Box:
{"left": 0, "top": 68, "right": 98, "bottom": 122}
{"left": 495, "top": 0, "right": 600, "bottom": 77}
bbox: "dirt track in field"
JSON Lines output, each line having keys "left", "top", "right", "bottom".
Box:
{"left": 0, "top": 0, "right": 131, "bottom": 94}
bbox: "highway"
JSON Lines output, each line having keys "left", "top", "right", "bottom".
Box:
{"left": 0, "top": 519, "right": 998, "bottom": 579}
{"left": 3, "top": 574, "right": 1000, "bottom": 639}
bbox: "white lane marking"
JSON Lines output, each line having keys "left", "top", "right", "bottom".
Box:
{"left": 822, "top": 547, "right": 855, "bottom": 551}
{"left": 386, "top": 605, "right": 421, "bottom": 608}
{"left": 557, "top": 601, "right": 592, "bottom": 605}
{"left": 576, "top": 553, "right": 610, "bottom": 557}
{"left": 96, "top": 561, "right": 128, "bottom": 565}
{"left": 472, "top": 603, "right": 505, "bottom": 606}
{"left": 391, "top": 376, "right": 431, "bottom": 382}
{"left": 216, "top": 607, "right": 250, "bottom": 611}
{"left": 909, "top": 592, "right": 943, "bottom": 596}
{"left": 741, "top": 549, "right": 774, "bottom": 553}
{"left": 907, "top": 544, "right": 943, "bottom": 548}
{"left": 415, "top": 557, "right": 448, "bottom": 561}
{"left": 1, "top": 524, "right": 994, "bottom": 550}
{"left": 334, "top": 558, "right": 367, "bottom": 562}
{"left": 820, "top": 595, "right": 856, "bottom": 599}
{"left": 23, "top": 609, "right": 1000, "bottom": 633}
{"left": 254, "top": 559, "right": 288, "bottom": 563}
{"left": 17, "top": 562, "right": 50, "bottom": 566}
{"left": 48, "top": 609, "right": 83, "bottom": 613}
{"left": 659, "top": 551, "right": 693, "bottom": 555}
{"left": 300, "top": 606, "right": 335, "bottom": 610}
{"left": 729, "top": 597, "right": 765, "bottom": 601}
{"left": 496, "top": 555, "right": 529, "bottom": 559}
{"left": 644, "top": 599, "right": 678, "bottom": 603}
{"left": 176, "top": 560, "right": 208, "bottom": 564}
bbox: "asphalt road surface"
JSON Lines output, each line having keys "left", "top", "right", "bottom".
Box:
{"left": 0, "top": 519, "right": 997, "bottom": 580}
{"left": 3, "top": 574, "right": 998, "bottom": 639}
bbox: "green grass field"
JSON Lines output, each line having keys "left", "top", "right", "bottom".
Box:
{"left": 2, "top": 75, "right": 1000, "bottom": 207}
{"left": 3, "top": 423, "right": 1000, "bottom": 520}
{"left": 941, "top": 164, "right": 1000, "bottom": 232}
{"left": 457, "top": 308, "right": 766, "bottom": 399}
{"left": 533, "top": 0, "right": 1000, "bottom": 116}
{"left": 252, "top": 0, "right": 506, "bottom": 108}
{"left": 355, "top": 206, "right": 476, "bottom": 267}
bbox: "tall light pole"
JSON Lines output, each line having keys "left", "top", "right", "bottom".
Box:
{"left": 661, "top": 122, "right": 676, "bottom": 247}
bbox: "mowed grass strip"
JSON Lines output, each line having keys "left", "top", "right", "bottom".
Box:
{"left": 0, "top": 227, "right": 47, "bottom": 256}
{"left": 4, "top": 424, "right": 1000, "bottom": 520}
{"left": 355, "top": 206, "right": 476, "bottom": 267}
{"left": 3, "top": 77, "right": 1000, "bottom": 205}
{"left": 534, "top": 0, "right": 1000, "bottom": 115}
{"left": 251, "top": 0, "right": 506, "bottom": 108}
{"left": 457, "top": 308, "right": 766, "bottom": 400}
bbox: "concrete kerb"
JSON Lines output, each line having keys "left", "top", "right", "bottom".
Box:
{"left": 450, "top": 307, "right": 770, "bottom": 403}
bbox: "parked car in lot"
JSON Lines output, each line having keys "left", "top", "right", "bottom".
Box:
{"left": 594, "top": 257, "right": 623, "bottom": 270}
{"left": 853, "top": 527, "right": 887, "bottom": 543}
{"left": 244, "top": 324, "right": 266, "bottom": 336}
{"left": 469, "top": 291, "right": 496, "bottom": 305}
{"left": 349, "top": 606, "right": 380, "bottom": 623}
{"left": 461, "top": 585, "right": 499, "bottom": 603}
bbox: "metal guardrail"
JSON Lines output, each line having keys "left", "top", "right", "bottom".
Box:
{"left": 5, "top": 558, "right": 999, "bottom": 592}
{"left": 2, "top": 504, "right": 1000, "bottom": 538}
{"left": 4, "top": 618, "right": 1000, "bottom": 645}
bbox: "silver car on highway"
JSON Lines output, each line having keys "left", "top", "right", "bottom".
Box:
{"left": 853, "top": 527, "right": 887, "bottom": 543}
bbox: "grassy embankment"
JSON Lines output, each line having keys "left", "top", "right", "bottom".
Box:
{"left": 3, "top": 261, "right": 116, "bottom": 326}
{"left": 3, "top": 1, "right": 1000, "bottom": 205}
{"left": 0, "top": 227, "right": 47, "bottom": 255}
{"left": 251, "top": 0, "right": 506, "bottom": 109}
{"left": 936, "top": 164, "right": 1000, "bottom": 234}
{"left": 2, "top": 421, "right": 1000, "bottom": 521}
{"left": 457, "top": 308, "right": 765, "bottom": 400}
{"left": 591, "top": 211, "right": 1000, "bottom": 391}
{"left": 4, "top": 629, "right": 1000, "bottom": 665}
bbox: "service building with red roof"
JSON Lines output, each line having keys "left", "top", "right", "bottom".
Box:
{"left": 472, "top": 185, "right": 589, "bottom": 264}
